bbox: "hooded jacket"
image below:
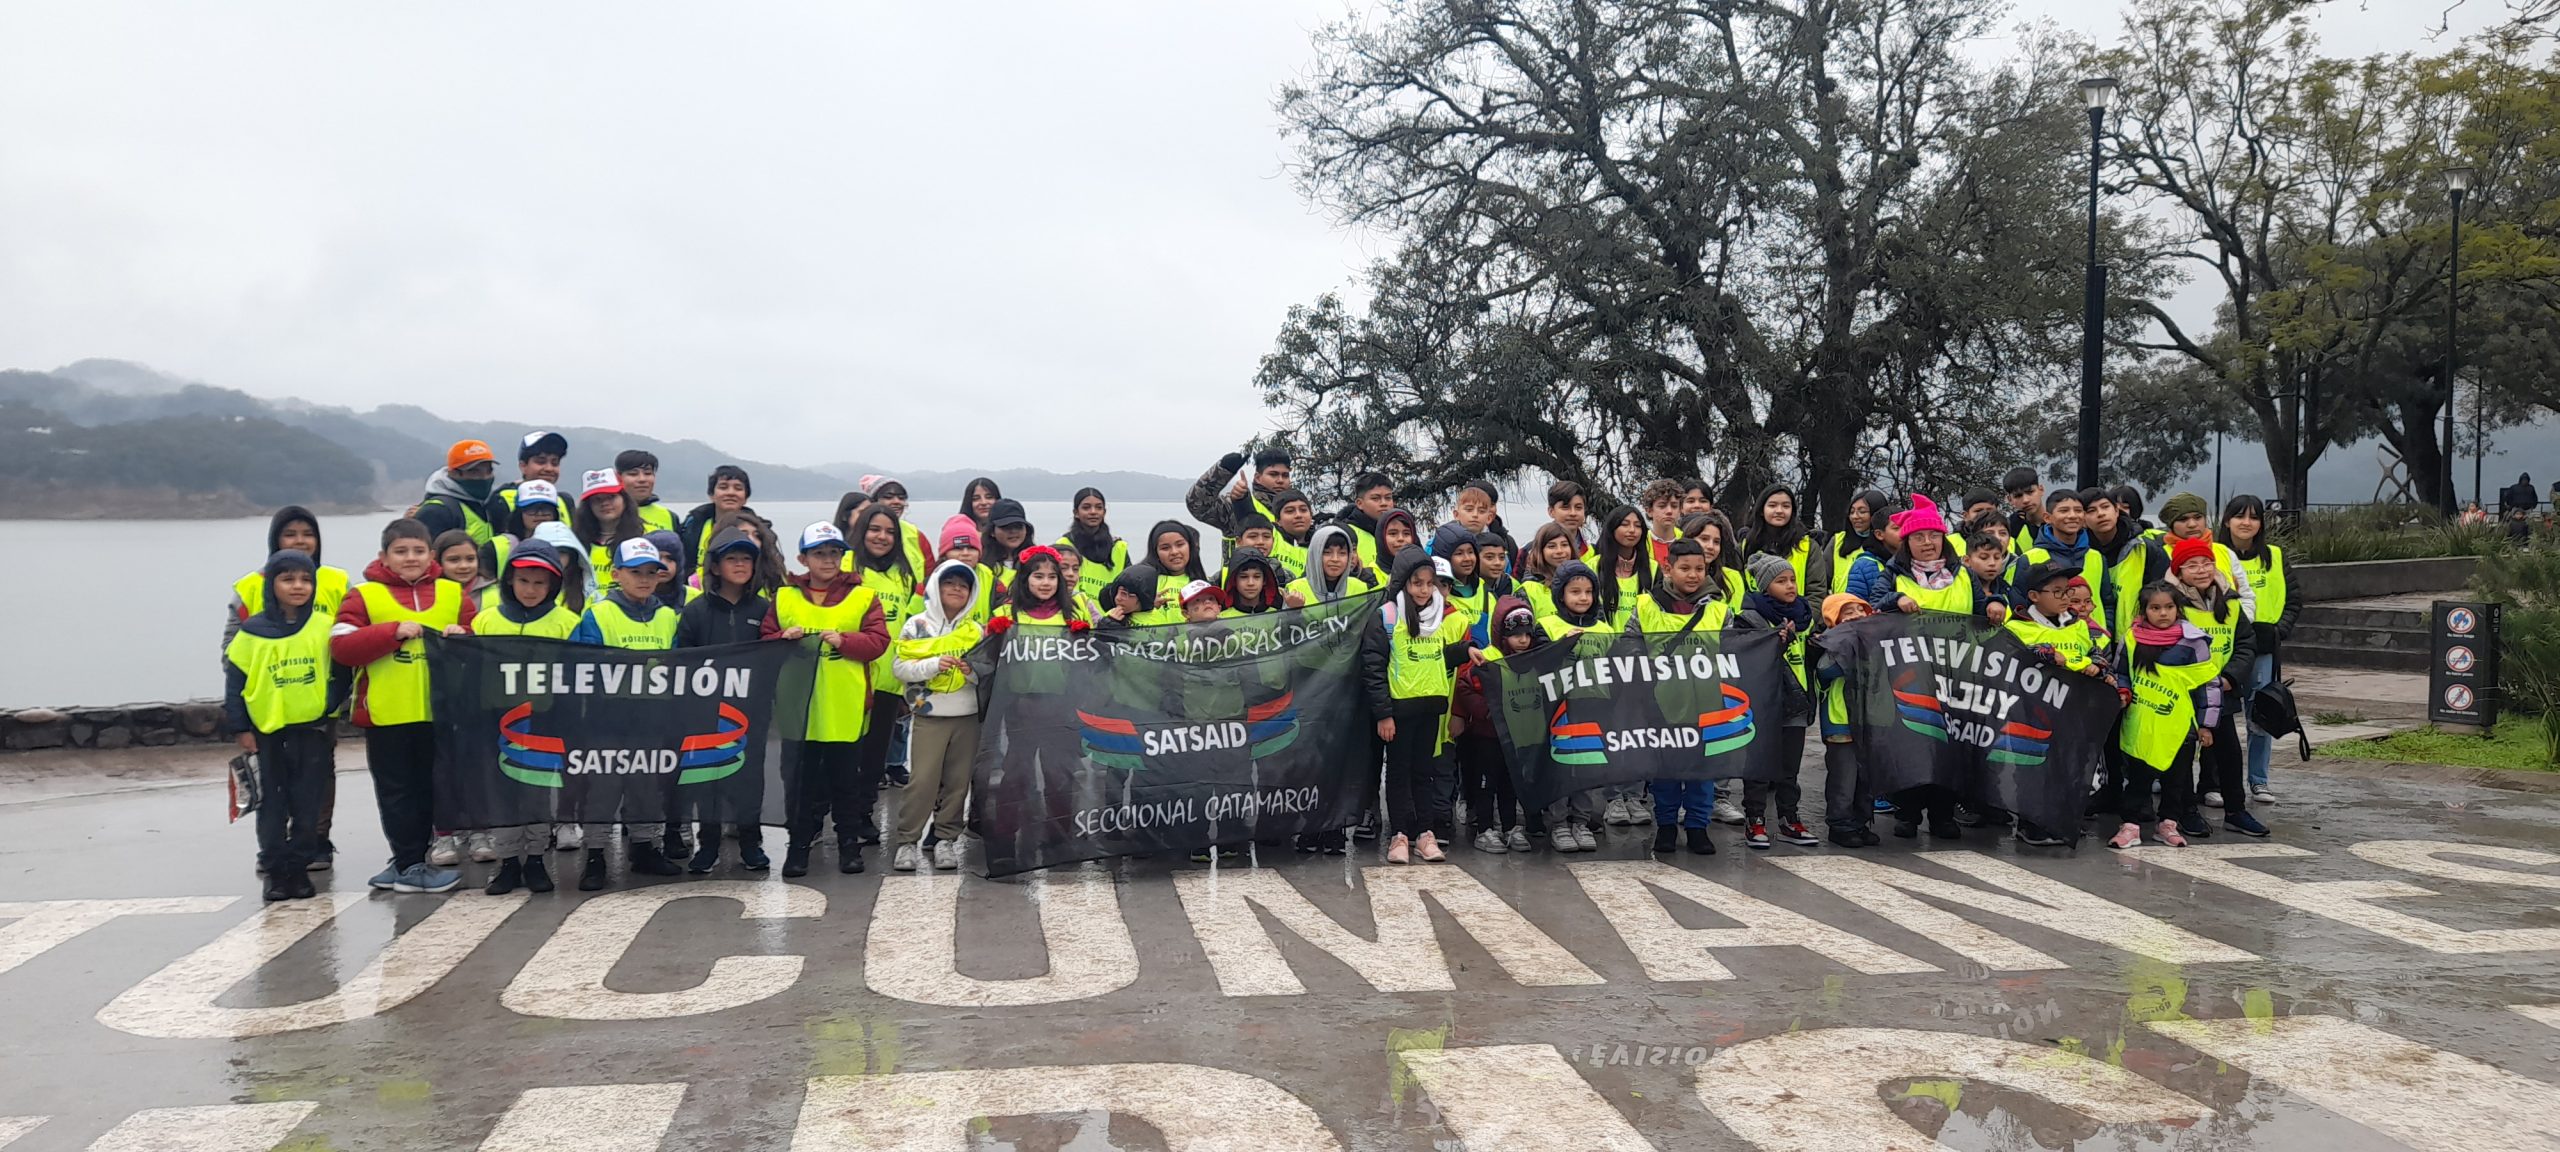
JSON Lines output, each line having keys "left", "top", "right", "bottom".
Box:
{"left": 1293, "top": 524, "right": 1371, "bottom": 602}
{"left": 1144, "top": 519, "right": 1208, "bottom": 584}
{"left": 415, "top": 468, "right": 494, "bottom": 541}
{"left": 330, "top": 556, "right": 479, "bottom": 721}
{"left": 223, "top": 550, "right": 354, "bottom": 735}
{"left": 676, "top": 526, "right": 776, "bottom": 647}
{"left": 224, "top": 505, "right": 350, "bottom": 662}
{"left": 1545, "top": 560, "right": 1609, "bottom": 630}
{"left": 894, "top": 560, "right": 985, "bottom": 716}
{"left": 485, "top": 540, "right": 571, "bottom": 626}
{"left": 1373, "top": 509, "right": 1420, "bottom": 575}
{"left": 755, "top": 566, "right": 891, "bottom": 663}
{"left": 1221, "top": 550, "right": 1286, "bottom": 614}
{"left": 1096, "top": 562, "right": 1165, "bottom": 629}
{"left": 1359, "top": 547, "right": 1473, "bottom": 719}
{"left": 1450, "top": 593, "right": 1538, "bottom": 737}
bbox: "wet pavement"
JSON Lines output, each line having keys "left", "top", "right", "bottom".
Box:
{"left": 3, "top": 751, "right": 2559, "bottom": 1150}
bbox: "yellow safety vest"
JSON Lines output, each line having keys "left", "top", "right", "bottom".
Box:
{"left": 897, "top": 619, "right": 984, "bottom": 696}
{"left": 1386, "top": 609, "right": 1472, "bottom": 701}
{"left": 2005, "top": 614, "right": 2100, "bottom": 673}
{"left": 2180, "top": 598, "right": 2239, "bottom": 677}
{"left": 2122, "top": 656, "right": 2218, "bottom": 770}
{"left": 472, "top": 602, "right": 579, "bottom": 639}
{"left": 2237, "top": 543, "right": 2287, "bottom": 628}
{"left": 777, "top": 583, "right": 883, "bottom": 743}
{"left": 1283, "top": 572, "right": 1376, "bottom": 604}
{"left": 1826, "top": 534, "right": 1867, "bottom": 596}
{"left": 353, "top": 580, "right": 462, "bottom": 726}
{"left": 1627, "top": 593, "right": 1734, "bottom": 634}
{"left": 1894, "top": 568, "right": 1976, "bottom": 614}
{"left": 1269, "top": 534, "right": 1309, "bottom": 581}
{"left": 585, "top": 598, "right": 678, "bottom": 651}
{"left": 636, "top": 502, "right": 678, "bottom": 534}
{"left": 422, "top": 496, "right": 493, "bottom": 546}
{"left": 224, "top": 610, "right": 334, "bottom": 733}
{"left": 2021, "top": 541, "right": 2106, "bottom": 598}
{"left": 234, "top": 566, "right": 351, "bottom": 621}
{"left": 1054, "top": 536, "right": 1129, "bottom": 601}
{"left": 1744, "top": 537, "right": 1813, "bottom": 596}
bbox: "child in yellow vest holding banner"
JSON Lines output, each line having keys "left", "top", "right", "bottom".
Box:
{"left": 330, "top": 518, "right": 475, "bottom": 894}
{"left": 891, "top": 561, "right": 986, "bottom": 872}
{"left": 767, "top": 520, "right": 894, "bottom": 878}
{"left": 565, "top": 537, "right": 685, "bottom": 890}
{"left": 468, "top": 537, "right": 581, "bottom": 895}
{"left": 1358, "top": 547, "right": 1475, "bottom": 865}
{"left": 224, "top": 505, "right": 352, "bottom": 871}
{"left": 225, "top": 549, "right": 352, "bottom": 900}
{"left": 2111, "top": 582, "right": 2224, "bottom": 849}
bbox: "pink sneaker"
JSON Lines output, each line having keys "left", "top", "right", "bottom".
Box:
{"left": 1416, "top": 831, "right": 1446, "bottom": 862}
{"left": 1386, "top": 833, "right": 1411, "bottom": 864}
{"left": 2155, "top": 820, "right": 2187, "bottom": 848}
{"left": 2108, "top": 822, "right": 2142, "bottom": 849}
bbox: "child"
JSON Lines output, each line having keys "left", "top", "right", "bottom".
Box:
{"left": 1742, "top": 485, "right": 1824, "bottom": 604}
{"left": 1358, "top": 547, "right": 1473, "bottom": 864}
{"left": 1827, "top": 489, "right": 1893, "bottom": 596}
{"left": 1227, "top": 514, "right": 1282, "bottom": 581}
{"left": 1815, "top": 593, "right": 1879, "bottom": 847}
{"left": 1097, "top": 563, "right": 1173, "bottom": 628}
{"left": 929, "top": 515, "right": 996, "bottom": 622}
{"left": 1341, "top": 472, "right": 1395, "bottom": 572}
{"left": 1593, "top": 506, "right": 1652, "bottom": 629}
{"left": 1738, "top": 553, "right": 1819, "bottom": 850}
{"left": 223, "top": 505, "right": 352, "bottom": 872}
{"left": 1449, "top": 596, "right": 1536, "bottom": 854}
{"left": 1270, "top": 490, "right": 1316, "bottom": 579}
{"left": 434, "top": 529, "right": 492, "bottom": 615}
{"left": 329, "top": 518, "right": 475, "bottom": 894}
{"left": 573, "top": 469, "right": 645, "bottom": 597}
{"left": 1690, "top": 510, "right": 1748, "bottom": 608}
{"left": 1146, "top": 520, "right": 1210, "bottom": 610}
{"left": 225, "top": 549, "right": 352, "bottom": 900}
{"left": 616, "top": 449, "right": 678, "bottom": 534}
{"left": 675, "top": 526, "right": 781, "bottom": 874}
{"left": 1627, "top": 539, "right": 1730, "bottom": 853}
{"left": 1876, "top": 495, "right": 1971, "bottom": 615}
{"left": 564, "top": 538, "right": 684, "bottom": 890}
{"left": 502, "top": 479, "right": 565, "bottom": 547}
{"left": 1641, "top": 479, "right": 1686, "bottom": 566}
{"left": 2114, "top": 582, "right": 2220, "bottom": 849}
{"left": 1058, "top": 487, "right": 1128, "bottom": 602}
{"left": 768, "top": 521, "right": 894, "bottom": 878}
{"left": 2003, "top": 561, "right": 2111, "bottom": 848}
{"left": 891, "top": 561, "right": 986, "bottom": 872}
{"left": 963, "top": 477, "right": 1003, "bottom": 525}
{"left": 468, "top": 538, "right": 581, "bottom": 894}
{"left": 2159, "top": 491, "right": 2257, "bottom": 625}
{"left": 1520, "top": 522, "right": 1579, "bottom": 617}
{"left": 1961, "top": 530, "right": 2013, "bottom": 623}
{"left": 864, "top": 478, "right": 937, "bottom": 575}
{"left": 1376, "top": 509, "right": 1421, "bottom": 577}
{"left": 1681, "top": 480, "right": 1715, "bottom": 518}
{"left": 1180, "top": 579, "right": 1229, "bottom": 623}
{"left": 645, "top": 530, "right": 696, "bottom": 615}
{"left": 1474, "top": 533, "right": 1516, "bottom": 605}
{"left": 677, "top": 465, "right": 755, "bottom": 577}
{"left": 1284, "top": 526, "right": 1374, "bottom": 606}
{"left": 1432, "top": 524, "right": 1489, "bottom": 638}
{"left": 1222, "top": 551, "right": 1286, "bottom": 615}
{"left": 1536, "top": 560, "right": 1611, "bottom": 852}
{"left": 984, "top": 499, "right": 1034, "bottom": 585}
{"left": 1543, "top": 481, "right": 1593, "bottom": 565}
{"left": 2169, "top": 535, "right": 2266, "bottom": 838}
{"left": 2219, "top": 494, "right": 2293, "bottom": 804}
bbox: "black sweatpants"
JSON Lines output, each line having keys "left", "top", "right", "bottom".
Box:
{"left": 1744, "top": 727, "right": 1809, "bottom": 823}
{"left": 363, "top": 722, "right": 436, "bottom": 871}
{"left": 787, "top": 739, "right": 869, "bottom": 849}
{"left": 1456, "top": 736, "right": 1516, "bottom": 834}
{"left": 2119, "top": 738, "right": 2196, "bottom": 825}
{"left": 2194, "top": 705, "right": 2250, "bottom": 819}
{"left": 1382, "top": 714, "right": 1454, "bottom": 840}
{"left": 846, "top": 690, "right": 904, "bottom": 842}
{"left": 1822, "top": 741, "right": 1871, "bottom": 832}
{"left": 255, "top": 725, "right": 334, "bottom": 874}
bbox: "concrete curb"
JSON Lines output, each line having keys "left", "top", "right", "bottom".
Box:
{"left": 2300, "top": 752, "right": 2560, "bottom": 793}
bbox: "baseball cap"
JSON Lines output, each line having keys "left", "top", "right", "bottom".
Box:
{"left": 615, "top": 539, "right": 666, "bottom": 570}
{"left": 532, "top": 521, "right": 580, "bottom": 551}
{"left": 519, "top": 430, "right": 568, "bottom": 461}
{"left": 1499, "top": 605, "right": 1538, "bottom": 635}
{"left": 514, "top": 479, "right": 562, "bottom": 510}
{"left": 987, "top": 498, "right": 1030, "bottom": 529}
{"left": 2022, "top": 560, "right": 2077, "bottom": 592}
{"left": 1432, "top": 556, "right": 1454, "bottom": 581}
{"left": 798, "top": 522, "right": 848, "bottom": 554}
{"left": 580, "top": 469, "right": 623, "bottom": 500}
{"left": 446, "top": 440, "right": 497, "bottom": 471}
{"left": 508, "top": 539, "right": 564, "bottom": 576}
{"left": 1179, "top": 579, "right": 1228, "bottom": 608}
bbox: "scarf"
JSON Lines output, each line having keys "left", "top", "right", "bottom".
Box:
{"left": 1908, "top": 557, "right": 1956, "bottom": 591}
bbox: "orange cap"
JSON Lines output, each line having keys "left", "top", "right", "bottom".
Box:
{"left": 446, "top": 439, "right": 496, "bottom": 470}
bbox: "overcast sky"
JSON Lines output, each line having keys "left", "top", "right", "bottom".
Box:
{"left": 0, "top": 1, "right": 2497, "bottom": 476}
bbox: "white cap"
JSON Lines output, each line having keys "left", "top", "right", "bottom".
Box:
{"left": 1432, "top": 556, "right": 1454, "bottom": 581}
{"left": 580, "top": 468, "right": 623, "bottom": 499}
{"left": 614, "top": 538, "right": 665, "bottom": 570}
{"left": 515, "top": 479, "right": 561, "bottom": 509}
{"left": 798, "top": 522, "right": 848, "bottom": 554}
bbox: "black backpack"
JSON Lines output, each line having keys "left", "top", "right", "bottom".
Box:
{"left": 2248, "top": 678, "right": 2312, "bottom": 762}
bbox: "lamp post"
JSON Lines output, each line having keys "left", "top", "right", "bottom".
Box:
{"left": 2443, "top": 164, "right": 2473, "bottom": 517}
{"left": 2076, "top": 77, "right": 2118, "bottom": 492}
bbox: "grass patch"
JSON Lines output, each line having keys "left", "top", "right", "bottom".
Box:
{"left": 2311, "top": 710, "right": 2366, "bottom": 725}
{"left": 2328, "top": 722, "right": 2557, "bottom": 772}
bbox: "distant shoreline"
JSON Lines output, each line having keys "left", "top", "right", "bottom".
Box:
{"left": 0, "top": 493, "right": 382, "bottom": 520}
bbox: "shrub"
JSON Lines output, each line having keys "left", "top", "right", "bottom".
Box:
{"left": 2278, "top": 505, "right": 2510, "bottom": 564}
{"left": 2469, "top": 548, "right": 2560, "bottom": 767}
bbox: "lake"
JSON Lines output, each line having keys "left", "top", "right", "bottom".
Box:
{"left": 0, "top": 494, "right": 1549, "bottom": 709}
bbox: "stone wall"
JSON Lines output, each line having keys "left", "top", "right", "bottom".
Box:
{"left": 3, "top": 702, "right": 229, "bottom": 752}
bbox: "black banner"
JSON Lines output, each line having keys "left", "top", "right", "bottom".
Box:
{"left": 967, "top": 594, "right": 1381, "bottom": 877}
{"left": 429, "top": 636, "right": 815, "bottom": 828}
{"left": 1483, "top": 627, "right": 1796, "bottom": 810}
{"left": 1815, "top": 611, "right": 2120, "bottom": 840}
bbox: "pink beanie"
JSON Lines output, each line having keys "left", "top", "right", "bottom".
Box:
{"left": 1889, "top": 493, "right": 1949, "bottom": 538}
{"left": 939, "top": 514, "right": 980, "bottom": 555}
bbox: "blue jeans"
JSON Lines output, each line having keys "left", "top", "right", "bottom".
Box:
{"left": 2242, "top": 652, "right": 2275, "bottom": 790}
{"left": 1650, "top": 779, "right": 1715, "bottom": 829}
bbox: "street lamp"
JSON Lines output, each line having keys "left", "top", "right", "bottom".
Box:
{"left": 2077, "top": 77, "right": 2118, "bottom": 492}
{"left": 2443, "top": 164, "right": 2473, "bottom": 517}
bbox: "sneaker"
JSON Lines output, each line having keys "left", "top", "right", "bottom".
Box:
{"left": 553, "top": 825, "right": 585, "bottom": 852}
{"left": 1550, "top": 827, "right": 1582, "bottom": 854}
{"left": 522, "top": 855, "right": 554, "bottom": 893}
{"left": 1472, "top": 829, "right": 1509, "bottom": 854}
{"left": 367, "top": 863, "right": 402, "bottom": 890}
{"left": 466, "top": 831, "right": 498, "bottom": 863}
{"left": 1712, "top": 798, "right": 1746, "bottom": 825}
{"left": 2014, "top": 823, "right": 2068, "bottom": 847}
{"left": 1892, "top": 819, "right": 1919, "bottom": 839}
{"left": 1952, "top": 806, "right": 1986, "bottom": 827}
{"left": 1654, "top": 824, "right": 1679, "bottom": 852}
{"left": 2250, "top": 786, "right": 2276, "bottom": 804}
{"left": 933, "top": 841, "right": 959, "bottom": 871}
{"left": 1322, "top": 832, "right": 1348, "bottom": 856}
{"left": 1873, "top": 798, "right": 1896, "bottom": 813}
{"left": 1776, "top": 820, "right": 1820, "bottom": 847}
{"left": 1352, "top": 814, "right": 1379, "bottom": 842}
{"left": 837, "top": 844, "right": 865, "bottom": 874}
{"left": 428, "top": 835, "right": 463, "bottom": 867}
{"left": 1686, "top": 826, "right": 1716, "bottom": 855}
{"left": 1745, "top": 822, "right": 1771, "bottom": 850}
{"left": 782, "top": 846, "right": 811, "bottom": 877}
{"left": 1386, "top": 834, "right": 1411, "bottom": 864}
{"left": 392, "top": 863, "right": 461, "bottom": 894}
{"left": 2223, "top": 811, "right": 2270, "bottom": 838}
{"left": 1416, "top": 831, "right": 1446, "bottom": 862}
{"left": 580, "top": 849, "right": 609, "bottom": 891}
{"left": 1829, "top": 827, "right": 1867, "bottom": 849}
{"left": 629, "top": 842, "right": 683, "bottom": 876}
{"left": 2201, "top": 790, "right": 2224, "bottom": 809}
{"left": 892, "top": 844, "right": 920, "bottom": 872}
{"left": 285, "top": 872, "right": 316, "bottom": 900}
{"left": 1572, "top": 825, "right": 1599, "bottom": 852}
{"left": 486, "top": 858, "right": 524, "bottom": 896}
{"left": 306, "top": 851, "right": 332, "bottom": 872}
{"left": 2107, "top": 822, "right": 2142, "bottom": 849}
{"left": 688, "top": 842, "right": 720, "bottom": 874}
{"left": 739, "top": 842, "right": 770, "bottom": 871}
{"left": 885, "top": 764, "right": 911, "bottom": 788}
{"left": 2154, "top": 820, "right": 2188, "bottom": 848}
{"left": 2178, "top": 814, "right": 2213, "bottom": 840}
{"left": 1506, "top": 826, "right": 1532, "bottom": 852}
{"left": 262, "top": 874, "right": 294, "bottom": 903}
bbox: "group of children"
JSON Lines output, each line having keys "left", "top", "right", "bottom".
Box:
{"left": 220, "top": 435, "right": 2295, "bottom": 901}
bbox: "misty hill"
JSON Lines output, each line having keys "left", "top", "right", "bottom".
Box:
{"left": 0, "top": 399, "right": 376, "bottom": 518}
{"left": 813, "top": 463, "right": 1192, "bottom": 502}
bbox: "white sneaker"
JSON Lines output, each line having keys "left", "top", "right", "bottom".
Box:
{"left": 2201, "top": 791, "right": 2224, "bottom": 809}
{"left": 2251, "top": 786, "right": 2275, "bottom": 804}
{"left": 1602, "top": 798, "right": 1631, "bottom": 825}
{"left": 465, "top": 831, "right": 498, "bottom": 863}
{"left": 1506, "top": 826, "right": 1532, "bottom": 852}
{"left": 1712, "top": 799, "right": 1746, "bottom": 825}
{"left": 1573, "top": 825, "right": 1600, "bottom": 852}
{"left": 891, "top": 844, "right": 919, "bottom": 872}
{"left": 932, "top": 841, "right": 959, "bottom": 871}
{"left": 1472, "top": 829, "right": 1509, "bottom": 854}
{"left": 428, "top": 835, "right": 463, "bottom": 867}
{"left": 552, "top": 824, "right": 584, "bottom": 852}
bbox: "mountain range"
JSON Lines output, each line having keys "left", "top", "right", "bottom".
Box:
{"left": 0, "top": 360, "right": 1188, "bottom": 518}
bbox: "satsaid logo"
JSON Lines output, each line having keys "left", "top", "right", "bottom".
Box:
{"left": 1890, "top": 667, "right": 2052, "bottom": 765}
{"left": 1075, "top": 692, "right": 1300, "bottom": 771}
{"left": 1544, "top": 683, "right": 1757, "bottom": 761}
{"left": 496, "top": 701, "right": 752, "bottom": 787}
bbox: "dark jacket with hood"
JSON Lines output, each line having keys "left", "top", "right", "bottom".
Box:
{"left": 1546, "top": 560, "right": 1610, "bottom": 630}
{"left": 1451, "top": 593, "right": 1538, "bottom": 739}
{"left": 223, "top": 550, "right": 354, "bottom": 735}
{"left": 1373, "top": 508, "right": 1420, "bottom": 575}
{"left": 1737, "top": 585, "right": 1815, "bottom": 726}
{"left": 1096, "top": 563, "right": 1162, "bottom": 630}
{"left": 753, "top": 566, "right": 890, "bottom": 662}
{"left": 1359, "top": 546, "right": 1472, "bottom": 720}
{"left": 415, "top": 468, "right": 493, "bottom": 542}
{"left": 225, "top": 505, "right": 336, "bottom": 661}
{"left": 677, "top": 525, "right": 777, "bottom": 647}
{"left": 1145, "top": 520, "right": 1208, "bottom": 584}
{"left": 486, "top": 540, "right": 572, "bottom": 625}
{"left": 1221, "top": 550, "right": 1286, "bottom": 614}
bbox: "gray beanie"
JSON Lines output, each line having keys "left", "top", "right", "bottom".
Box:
{"left": 1746, "top": 552, "right": 1795, "bottom": 592}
